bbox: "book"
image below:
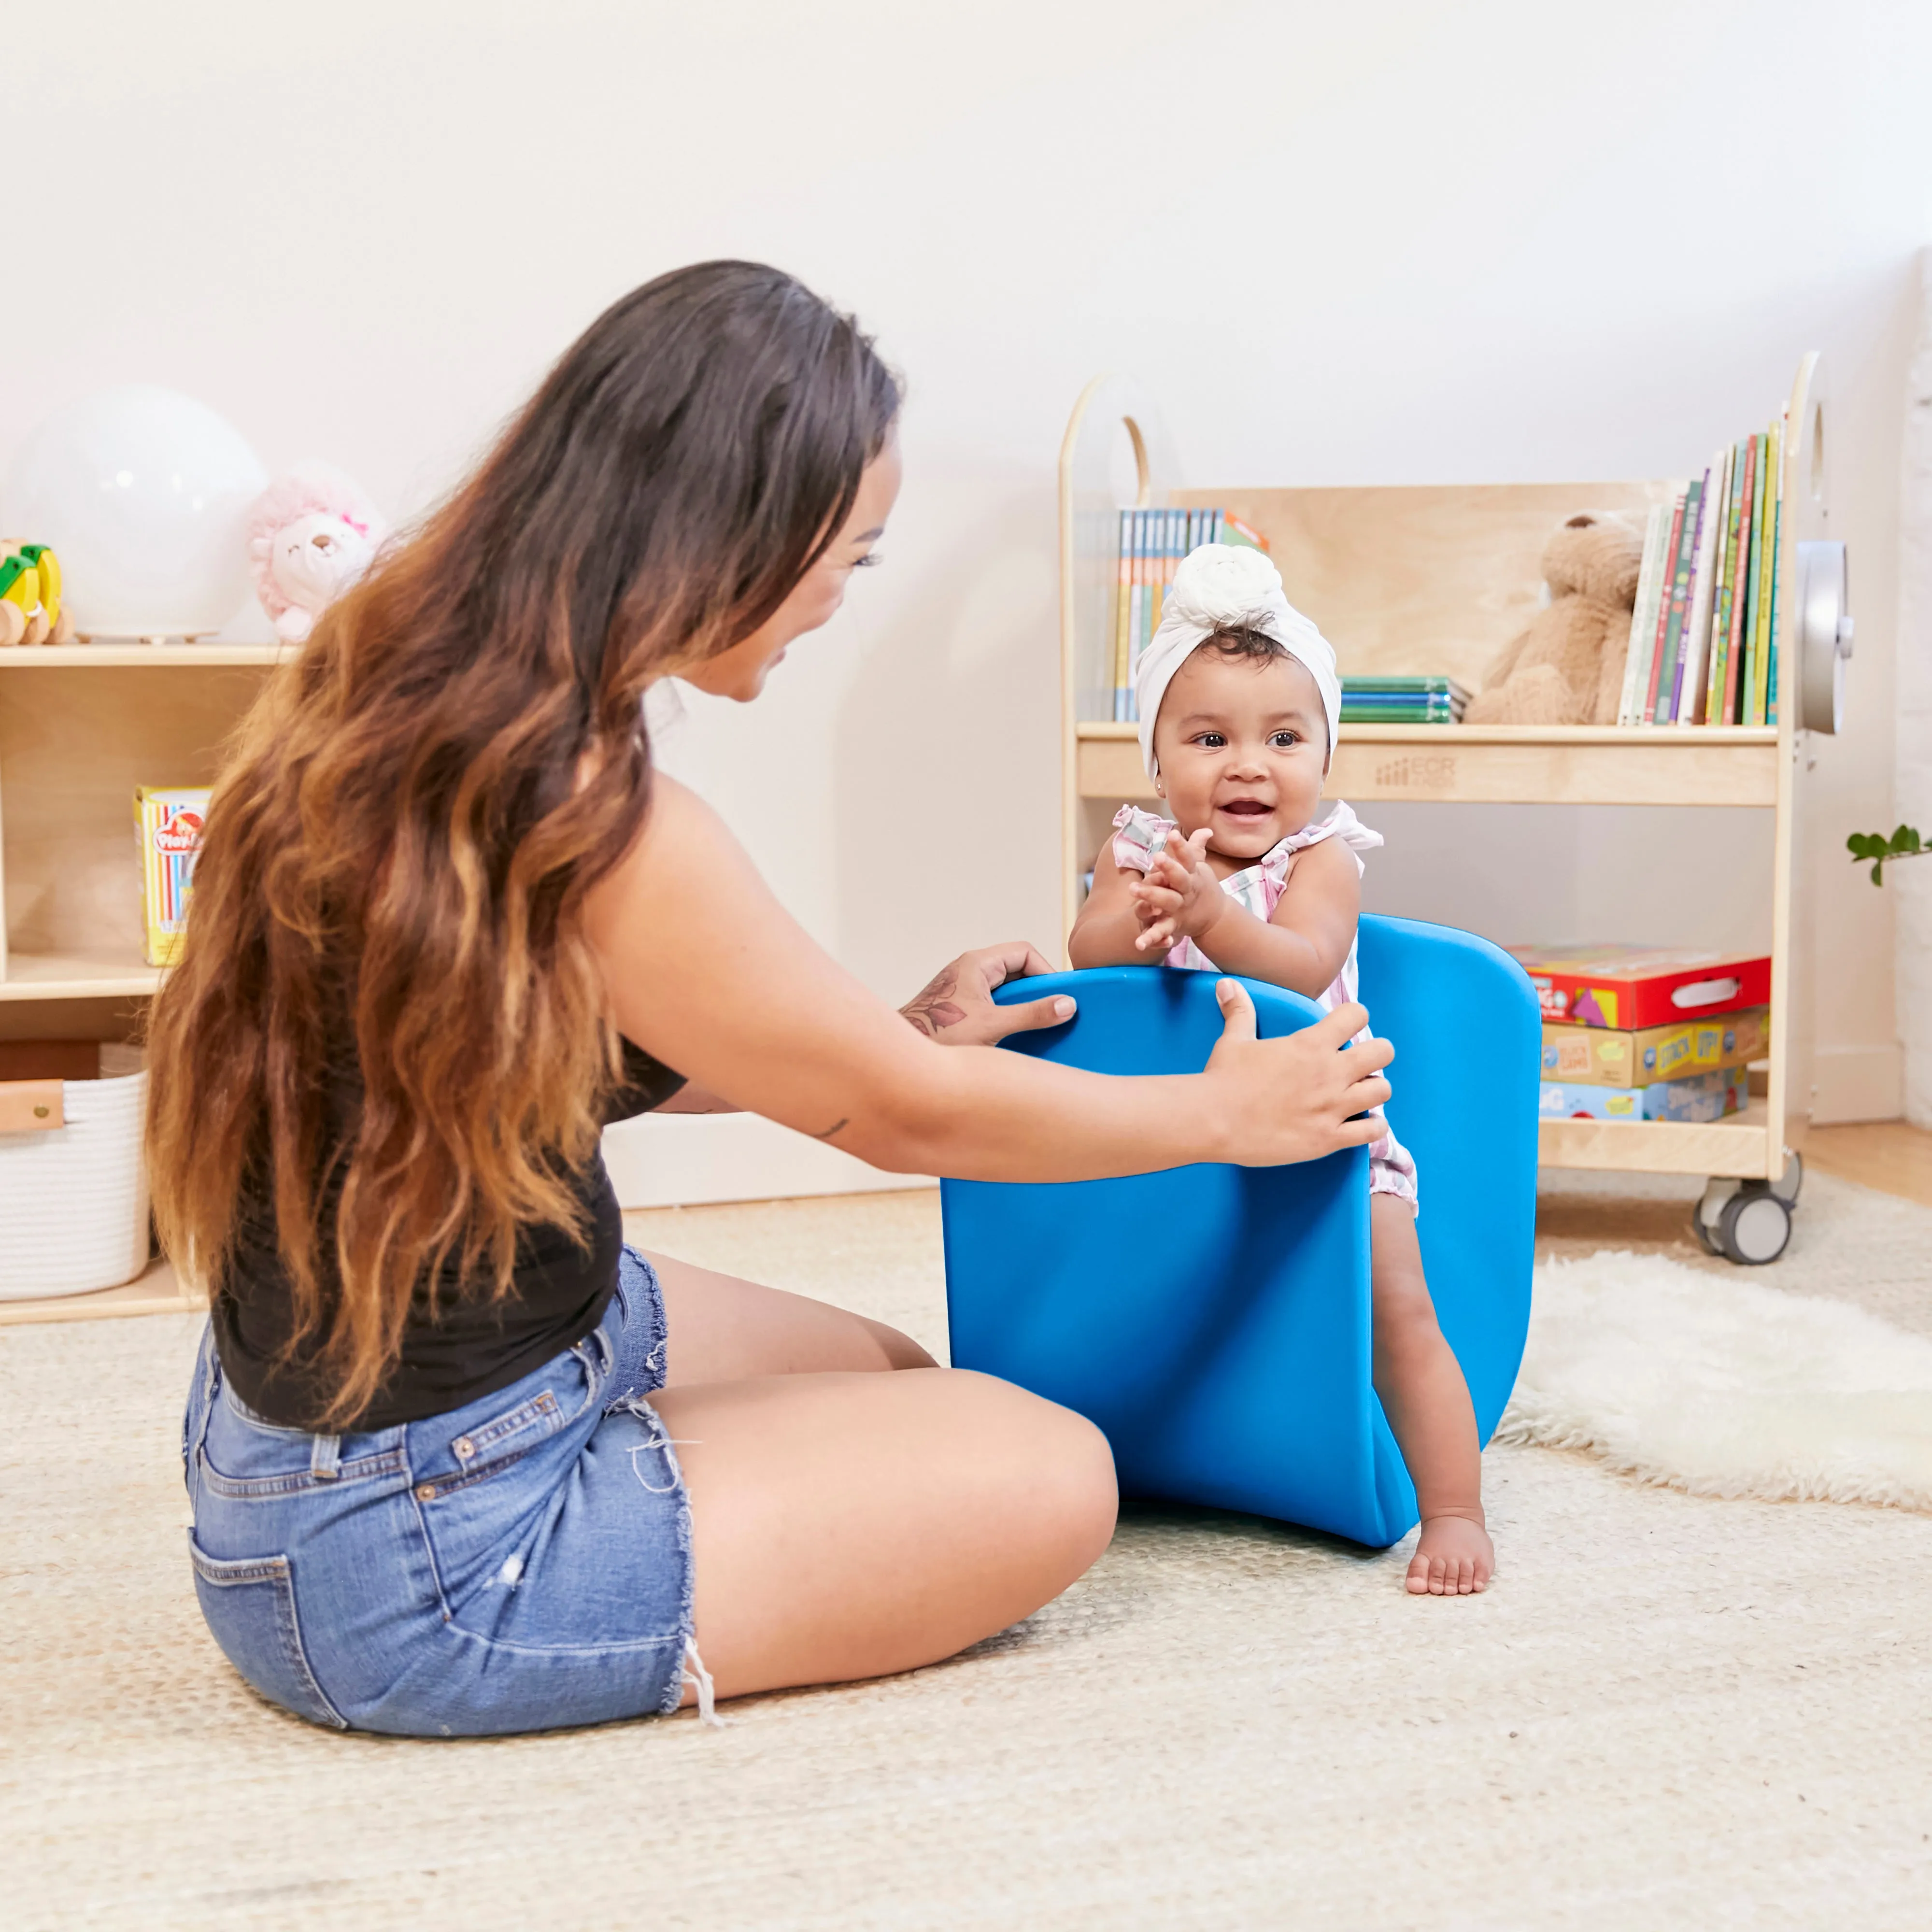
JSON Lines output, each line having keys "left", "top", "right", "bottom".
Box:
{"left": 1720, "top": 435, "right": 1759, "bottom": 726}
{"left": 1103, "top": 507, "right": 1273, "bottom": 722}
{"left": 1339, "top": 674, "right": 1467, "bottom": 725}
{"left": 1144, "top": 510, "right": 1159, "bottom": 645}
{"left": 1740, "top": 425, "right": 1770, "bottom": 724}
{"left": 1659, "top": 474, "right": 1709, "bottom": 722}
{"left": 1131, "top": 510, "right": 1151, "bottom": 711}
{"left": 1643, "top": 486, "right": 1693, "bottom": 724}
{"left": 1705, "top": 438, "right": 1747, "bottom": 726}
{"left": 1342, "top": 675, "right": 1469, "bottom": 693}
{"left": 1674, "top": 446, "right": 1728, "bottom": 725}
{"left": 1337, "top": 705, "right": 1460, "bottom": 724}
{"left": 1755, "top": 413, "right": 1783, "bottom": 726}
{"left": 1619, "top": 502, "right": 1672, "bottom": 726}
{"left": 1767, "top": 426, "right": 1785, "bottom": 724}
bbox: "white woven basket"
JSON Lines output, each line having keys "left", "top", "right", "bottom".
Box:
{"left": 0, "top": 1066, "right": 151, "bottom": 1299}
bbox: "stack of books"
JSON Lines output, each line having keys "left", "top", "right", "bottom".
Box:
{"left": 1616, "top": 410, "right": 1790, "bottom": 727}
{"left": 1339, "top": 676, "right": 1467, "bottom": 725}
{"left": 1108, "top": 509, "right": 1269, "bottom": 721}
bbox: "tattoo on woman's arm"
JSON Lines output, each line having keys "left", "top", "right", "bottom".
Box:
{"left": 901, "top": 966, "right": 967, "bottom": 1038}
{"left": 812, "top": 1118, "right": 850, "bottom": 1141}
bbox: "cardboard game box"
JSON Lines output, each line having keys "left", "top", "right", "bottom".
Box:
{"left": 1538, "top": 1066, "right": 1750, "bottom": 1124}
{"left": 1540, "top": 1007, "right": 1769, "bottom": 1088}
{"left": 1508, "top": 944, "right": 1771, "bottom": 1031}
{"left": 133, "top": 785, "right": 213, "bottom": 968}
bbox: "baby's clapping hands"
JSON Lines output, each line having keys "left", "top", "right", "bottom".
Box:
{"left": 1129, "top": 827, "right": 1225, "bottom": 955}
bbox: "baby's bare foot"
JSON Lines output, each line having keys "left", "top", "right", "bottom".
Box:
{"left": 1405, "top": 1514, "right": 1493, "bottom": 1596}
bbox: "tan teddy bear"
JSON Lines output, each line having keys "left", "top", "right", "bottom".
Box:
{"left": 1463, "top": 512, "right": 1644, "bottom": 725}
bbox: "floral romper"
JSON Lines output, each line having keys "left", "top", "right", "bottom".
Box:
{"left": 1111, "top": 801, "right": 1419, "bottom": 1210}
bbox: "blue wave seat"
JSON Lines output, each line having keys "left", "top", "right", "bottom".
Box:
{"left": 939, "top": 915, "right": 1541, "bottom": 1548}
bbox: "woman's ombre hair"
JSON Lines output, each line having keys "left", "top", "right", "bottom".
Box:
{"left": 146, "top": 262, "right": 900, "bottom": 1425}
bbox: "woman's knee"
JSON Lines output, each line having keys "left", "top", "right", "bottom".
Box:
{"left": 951, "top": 1370, "right": 1118, "bottom": 1567}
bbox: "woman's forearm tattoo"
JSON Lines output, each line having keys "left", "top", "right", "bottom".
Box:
{"left": 901, "top": 966, "right": 967, "bottom": 1038}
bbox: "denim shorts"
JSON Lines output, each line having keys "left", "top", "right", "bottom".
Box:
{"left": 182, "top": 1247, "right": 707, "bottom": 1737}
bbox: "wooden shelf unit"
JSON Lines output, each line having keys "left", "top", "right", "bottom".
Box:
{"left": 1057, "top": 362, "right": 1829, "bottom": 1184}
{"left": 0, "top": 641, "right": 287, "bottom": 670}
{"left": 0, "top": 1253, "right": 204, "bottom": 1327}
{"left": 0, "top": 644, "right": 281, "bottom": 1320}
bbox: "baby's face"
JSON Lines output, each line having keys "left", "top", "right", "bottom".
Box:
{"left": 1151, "top": 647, "right": 1329, "bottom": 864}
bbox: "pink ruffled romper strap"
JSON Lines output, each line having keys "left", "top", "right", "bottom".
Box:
{"left": 1110, "top": 802, "right": 1419, "bottom": 1210}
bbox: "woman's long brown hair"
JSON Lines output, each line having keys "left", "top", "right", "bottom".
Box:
{"left": 146, "top": 262, "right": 900, "bottom": 1425}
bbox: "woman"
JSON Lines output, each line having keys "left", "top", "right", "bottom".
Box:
{"left": 150, "top": 261, "right": 1394, "bottom": 1736}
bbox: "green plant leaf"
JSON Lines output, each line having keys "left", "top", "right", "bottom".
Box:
{"left": 1848, "top": 833, "right": 1882, "bottom": 859}
{"left": 1871, "top": 861, "right": 1886, "bottom": 885}
{"left": 1889, "top": 824, "right": 1924, "bottom": 855}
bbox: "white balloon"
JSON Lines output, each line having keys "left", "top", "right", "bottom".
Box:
{"left": 4, "top": 385, "right": 268, "bottom": 639}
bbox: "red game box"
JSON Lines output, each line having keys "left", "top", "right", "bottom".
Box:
{"left": 1506, "top": 944, "right": 1771, "bottom": 1032}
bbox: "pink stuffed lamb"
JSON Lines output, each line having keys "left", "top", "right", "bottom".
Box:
{"left": 246, "top": 464, "right": 388, "bottom": 643}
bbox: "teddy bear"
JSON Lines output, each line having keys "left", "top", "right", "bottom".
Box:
{"left": 246, "top": 463, "right": 388, "bottom": 644}
{"left": 1463, "top": 512, "right": 1645, "bottom": 726}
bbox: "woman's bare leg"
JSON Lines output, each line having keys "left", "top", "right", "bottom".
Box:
{"left": 658, "top": 1366, "right": 1116, "bottom": 1704}
{"left": 641, "top": 1248, "right": 937, "bottom": 1383}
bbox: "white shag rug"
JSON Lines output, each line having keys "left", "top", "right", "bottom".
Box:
{"left": 1500, "top": 1249, "right": 1932, "bottom": 1511}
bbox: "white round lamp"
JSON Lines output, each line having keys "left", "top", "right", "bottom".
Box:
{"left": 4, "top": 385, "right": 269, "bottom": 640}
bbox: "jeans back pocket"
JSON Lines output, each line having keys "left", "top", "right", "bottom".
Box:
{"left": 188, "top": 1534, "right": 348, "bottom": 1731}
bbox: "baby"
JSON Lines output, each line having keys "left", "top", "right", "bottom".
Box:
{"left": 1069, "top": 542, "right": 1492, "bottom": 1596}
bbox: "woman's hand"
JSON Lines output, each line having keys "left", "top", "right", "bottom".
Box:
{"left": 1202, "top": 981, "right": 1393, "bottom": 1167}
{"left": 900, "top": 942, "right": 1075, "bottom": 1047}
{"left": 1129, "top": 828, "right": 1223, "bottom": 954}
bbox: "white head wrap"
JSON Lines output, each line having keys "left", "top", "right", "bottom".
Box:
{"left": 1135, "top": 543, "right": 1341, "bottom": 781}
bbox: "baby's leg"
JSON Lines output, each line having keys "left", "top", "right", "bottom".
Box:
{"left": 1370, "top": 1193, "right": 1494, "bottom": 1596}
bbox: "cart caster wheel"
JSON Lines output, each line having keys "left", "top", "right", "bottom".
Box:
{"left": 1714, "top": 1182, "right": 1792, "bottom": 1265}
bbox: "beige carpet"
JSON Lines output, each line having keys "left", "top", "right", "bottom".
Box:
{"left": 5, "top": 1173, "right": 1932, "bottom": 1930}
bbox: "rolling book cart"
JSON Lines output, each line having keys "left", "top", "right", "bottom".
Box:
{"left": 1057, "top": 356, "right": 1854, "bottom": 1264}
{"left": 0, "top": 640, "right": 284, "bottom": 1323}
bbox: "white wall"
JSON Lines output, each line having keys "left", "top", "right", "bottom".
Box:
{"left": 1897, "top": 254, "right": 1932, "bottom": 1127}
{"left": 10, "top": 1, "right": 1927, "bottom": 1191}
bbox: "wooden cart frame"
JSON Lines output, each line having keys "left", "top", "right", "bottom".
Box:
{"left": 1057, "top": 356, "right": 1836, "bottom": 1250}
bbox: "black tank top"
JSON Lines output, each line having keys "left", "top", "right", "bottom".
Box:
{"left": 211, "top": 1040, "right": 685, "bottom": 1431}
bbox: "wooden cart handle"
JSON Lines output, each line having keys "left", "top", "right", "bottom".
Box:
{"left": 0, "top": 1079, "right": 64, "bottom": 1132}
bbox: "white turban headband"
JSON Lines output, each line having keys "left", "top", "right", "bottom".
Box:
{"left": 1135, "top": 543, "right": 1342, "bottom": 780}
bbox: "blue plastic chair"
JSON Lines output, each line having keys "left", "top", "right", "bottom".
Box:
{"left": 939, "top": 915, "right": 1541, "bottom": 1548}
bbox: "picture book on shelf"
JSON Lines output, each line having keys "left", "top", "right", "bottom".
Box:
{"left": 1108, "top": 509, "right": 1269, "bottom": 721}
{"left": 1612, "top": 390, "right": 1790, "bottom": 729}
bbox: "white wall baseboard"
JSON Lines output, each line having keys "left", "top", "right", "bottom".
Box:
{"left": 1809, "top": 1043, "right": 1905, "bottom": 1125}
{"left": 601, "top": 1112, "right": 934, "bottom": 1210}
